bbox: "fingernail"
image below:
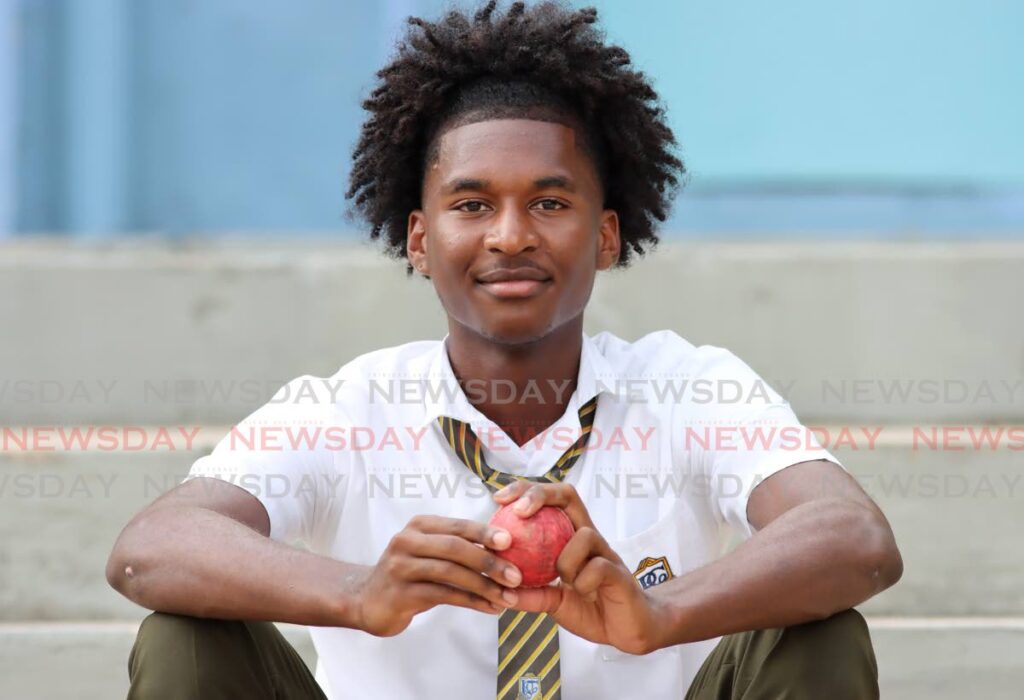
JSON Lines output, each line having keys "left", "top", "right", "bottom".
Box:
{"left": 505, "top": 567, "right": 522, "bottom": 587}
{"left": 492, "top": 530, "right": 511, "bottom": 548}
{"left": 513, "top": 497, "right": 529, "bottom": 513}
{"left": 502, "top": 589, "right": 519, "bottom": 605}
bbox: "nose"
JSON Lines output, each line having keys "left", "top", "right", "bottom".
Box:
{"left": 483, "top": 205, "right": 540, "bottom": 255}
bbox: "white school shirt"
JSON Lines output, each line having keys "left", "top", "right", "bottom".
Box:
{"left": 187, "top": 329, "right": 841, "bottom": 699}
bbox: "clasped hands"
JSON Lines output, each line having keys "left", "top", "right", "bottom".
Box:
{"left": 355, "top": 481, "right": 667, "bottom": 655}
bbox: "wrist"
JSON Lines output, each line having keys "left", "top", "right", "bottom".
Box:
{"left": 644, "top": 584, "right": 692, "bottom": 651}
{"left": 322, "top": 561, "right": 373, "bottom": 630}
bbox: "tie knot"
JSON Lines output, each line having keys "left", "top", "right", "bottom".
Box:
{"left": 437, "top": 396, "right": 598, "bottom": 490}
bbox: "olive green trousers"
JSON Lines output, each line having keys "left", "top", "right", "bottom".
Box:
{"left": 127, "top": 608, "right": 878, "bottom": 699}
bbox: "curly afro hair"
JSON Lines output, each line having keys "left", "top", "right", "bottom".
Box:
{"left": 345, "top": 0, "right": 684, "bottom": 275}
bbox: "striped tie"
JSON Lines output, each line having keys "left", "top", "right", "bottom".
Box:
{"left": 437, "top": 396, "right": 598, "bottom": 700}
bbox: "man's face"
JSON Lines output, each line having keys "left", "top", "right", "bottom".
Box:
{"left": 408, "top": 118, "right": 620, "bottom": 346}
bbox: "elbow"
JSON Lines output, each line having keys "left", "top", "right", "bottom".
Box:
{"left": 855, "top": 508, "right": 903, "bottom": 593}
{"left": 105, "top": 551, "right": 120, "bottom": 591}
{"left": 876, "top": 541, "right": 904, "bottom": 591}
{"left": 106, "top": 512, "right": 155, "bottom": 598}
{"left": 106, "top": 531, "right": 134, "bottom": 595}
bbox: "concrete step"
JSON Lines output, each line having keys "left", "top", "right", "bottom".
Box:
{"left": 1, "top": 442, "right": 1021, "bottom": 620}
{"left": 0, "top": 618, "right": 1021, "bottom": 699}
{"left": 0, "top": 620, "right": 315, "bottom": 700}
{"left": 841, "top": 439, "right": 1024, "bottom": 618}
{"left": 2, "top": 241, "right": 1022, "bottom": 425}
{"left": 0, "top": 450, "right": 192, "bottom": 621}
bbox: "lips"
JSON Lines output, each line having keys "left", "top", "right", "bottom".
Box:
{"left": 475, "top": 267, "right": 550, "bottom": 283}
{"left": 474, "top": 266, "right": 552, "bottom": 299}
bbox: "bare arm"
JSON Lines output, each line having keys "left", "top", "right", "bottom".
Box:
{"left": 105, "top": 476, "right": 365, "bottom": 626}
{"left": 649, "top": 459, "right": 903, "bottom": 646}
{"left": 106, "top": 477, "right": 522, "bottom": 633}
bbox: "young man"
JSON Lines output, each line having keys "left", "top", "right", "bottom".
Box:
{"left": 108, "top": 2, "right": 902, "bottom": 698}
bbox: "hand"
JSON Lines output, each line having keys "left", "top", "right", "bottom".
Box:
{"left": 353, "top": 514, "right": 524, "bottom": 637}
{"left": 492, "top": 482, "right": 666, "bottom": 655}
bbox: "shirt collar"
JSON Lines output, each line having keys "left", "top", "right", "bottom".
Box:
{"left": 418, "top": 331, "right": 622, "bottom": 430}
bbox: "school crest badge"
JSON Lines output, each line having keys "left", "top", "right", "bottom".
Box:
{"left": 516, "top": 673, "right": 542, "bottom": 699}
{"left": 632, "top": 555, "right": 674, "bottom": 590}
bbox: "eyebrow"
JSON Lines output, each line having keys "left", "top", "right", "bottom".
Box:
{"left": 533, "top": 175, "right": 575, "bottom": 192}
{"left": 443, "top": 178, "right": 489, "bottom": 194}
{"left": 441, "top": 176, "right": 576, "bottom": 194}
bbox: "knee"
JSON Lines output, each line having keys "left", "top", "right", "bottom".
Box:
{"left": 132, "top": 612, "right": 191, "bottom": 658}
{"left": 133, "top": 612, "right": 234, "bottom": 659}
{"left": 779, "top": 609, "right": 879, "bottom": 697}
{"left": 135, "top": 611, "right": 207, "bottom": 644}
{"left": 130, "top": 613, "right": 200, "bottom": 678}
{"left": 128, "top": 612, "right": 249, "bottom": 697}
{"left": 129, "top": 613, "right": 193, "bottom": 698}
{"left": 796, "top": 609, "right": 873, "bottom": 656}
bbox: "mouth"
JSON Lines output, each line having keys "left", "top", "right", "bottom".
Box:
{"left": 474, "top": 266, "right": 553, "bottom": 299}
{"left": 475, "top": 278, "right": 552, "bottom": 299}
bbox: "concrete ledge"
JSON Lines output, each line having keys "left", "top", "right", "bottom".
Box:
{"left": 845, "top": 443, "right": 1024, "bottom": 617}
{"left": 869, "top": 619, "right": 1024, "bottom": 700}
{"left": 2, "top": 443, "right": 1022, "bottom": 620}
{"left": 0, "top": 618, "right": 1020, "bottom": 700}
{"left": 0, "top": 620, "right": 315, "bottom": 700}
{"left": 2, "top": 240, "right": 1022, "bottom": 424}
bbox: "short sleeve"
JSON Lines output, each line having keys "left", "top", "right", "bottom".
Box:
{"left": 676, "top": 347, "right": 843, "bottom": 540}
{"left": 185, "top": 375, "right": 346, "bottom": 547}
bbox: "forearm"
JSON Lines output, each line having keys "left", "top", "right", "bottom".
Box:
{"left": 648, "top": 498, "right": 901, "bottom": 648}
{"left": 106, "top": 505, "right": 369, "bottom": 627}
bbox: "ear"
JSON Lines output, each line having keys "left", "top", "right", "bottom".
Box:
{"left": 596, "top": 209, "right": 621, "bottom": 271}
{"left": 407, "top": 210, "right": 429, "bottom": 276}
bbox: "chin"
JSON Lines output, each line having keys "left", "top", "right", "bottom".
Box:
{"left": 476, "top": 317, "right": 556, "bottom": 347}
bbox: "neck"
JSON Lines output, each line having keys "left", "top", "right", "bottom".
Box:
{"left": 445, "top": 318, "right": 584, "bottom": 447}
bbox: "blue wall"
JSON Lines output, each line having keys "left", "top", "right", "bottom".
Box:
{"left": 10, "top": 0, "right": 1024, "bottom": 237}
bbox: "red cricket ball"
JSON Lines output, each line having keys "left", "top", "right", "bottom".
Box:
{"left": 488, "top": 504, "right": 575, "bottom": 587}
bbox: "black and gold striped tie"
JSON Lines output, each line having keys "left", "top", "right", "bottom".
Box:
{"left": 437, "top": 396, "right": 598, "bottom": 700}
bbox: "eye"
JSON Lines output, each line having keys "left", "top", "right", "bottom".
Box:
{"left": 455, "top": 200, "right": 490, "bottom": 213}
{"left": 533, "top": 198, "right": 567, "bottom": 211}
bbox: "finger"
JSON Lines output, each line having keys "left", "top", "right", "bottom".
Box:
{"left": 406, "top": 554, "right": 521, "bottom": 607}
{"left": 555, "top": 526, "right": 620, "bottom": 585}
{"left": 409, "top": 581, "right": 506, "bottom": 616}
{"left": 404, "top": 531, "right": 522, "bottom": 587}
{"left": 507, "top": 483, "right": 595, "bottom": 530}
{"left": 508, "top": 584, "right": 563, "bottom": 614}
{"left": 406, "top": 514, "right": 513, "bottom": 551}
{"left": 493, "top": 480, "right": 532, "bottom": 505}
{"left": 405, "top": 557, "right": 519, "bottom": 608}
{"left": 572, "top": 557, "right": 632, "bottom": 603}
